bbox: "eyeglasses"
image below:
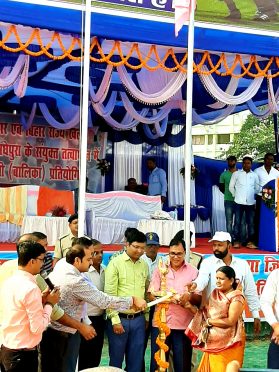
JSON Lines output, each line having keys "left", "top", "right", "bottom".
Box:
{"left": 130, "top": 244, "right": 145, "bottom": 250}
{"left": 36, "top": 257, "right": 45, "bottom": 262}
{"left": 169, "top": 252, "right": 184, "bottom": 258}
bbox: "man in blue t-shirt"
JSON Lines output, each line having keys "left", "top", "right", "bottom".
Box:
{"left": 146, "top": 157, "right": 167, "bottom": 204}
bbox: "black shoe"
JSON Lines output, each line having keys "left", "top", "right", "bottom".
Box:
{"left": 225, "top": 10, "right": 241, "bottom": 19}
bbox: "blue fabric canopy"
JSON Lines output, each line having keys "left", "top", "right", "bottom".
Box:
{"left": 0, "top": 1, "right": 277, "bottom": 145}
{"left": 1, "top": 0, "right": 279, "bottom": 57}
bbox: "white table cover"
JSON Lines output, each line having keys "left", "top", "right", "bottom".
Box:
{"left": 92, "top": 217, "right": 137, "bottom": 244}
{"left": 194, "top": 216, "right": 211, "bottom": 234}
{"left": 0, "top": 222, "right": 21, "bottom": 243}
{"left": 137, "top": 219, "right": 195, "bottom": 247}
{"left": 85, "top": 191, "right": 161, "bottom": 221}
{"left": 21, "top": 216, "right": 69, "bottom": 246}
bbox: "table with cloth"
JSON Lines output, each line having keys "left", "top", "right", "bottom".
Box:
{"left": 86, "top": 191, "right": 162, "bottom": 244}
{"left": 21, "top": 216, "right": 69, "bottom": 246}
{"left": 176, "top": 206, "right": 211, "bottom": 234}
{"left": 137, "top": 219, "right": 195, "bottom": 247}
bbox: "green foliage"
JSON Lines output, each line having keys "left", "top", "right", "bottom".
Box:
{"left": 224, "top": 114, "right": 276, "bottom": 161}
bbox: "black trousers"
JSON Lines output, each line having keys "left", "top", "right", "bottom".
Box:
{"left": 40, "top": 327, "right": 72, "bottom": 372}
{"left": 78, "top": 315, "right": 105, "bottom": 371}
{"left": 1, "top": 345, "right": 38, "bottom": 372}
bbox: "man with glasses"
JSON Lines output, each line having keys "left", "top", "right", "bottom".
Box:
{"left": 1, "top": 241, "right": 60, "bottom": 372}
{"left": 148, "top": 238, "right": 198, "bottom": 372}
{"left": 105, "top": 229, "right": 149, "bottom": 372}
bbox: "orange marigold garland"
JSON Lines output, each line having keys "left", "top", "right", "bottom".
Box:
{"left": 0, "top": 24, "right": 279, "bottom": 77}
{"left": 154, "top": 303, "right": 171, "bottom": 371}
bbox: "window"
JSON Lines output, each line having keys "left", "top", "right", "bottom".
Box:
{"left": 208, "top": 134, "right": 213, "bottom": 145}
{"left": 192, "top": 135, "right": 205, "bottom": 145}
{"left": 217, "top": 134, "right": 230, "bottom": 144}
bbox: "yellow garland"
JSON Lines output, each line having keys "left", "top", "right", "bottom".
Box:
{"left": 154, "top": 304, "right": 171, "bottom": 371}
{"left": 0, "top": 24, "right": 279, "bottom": 77}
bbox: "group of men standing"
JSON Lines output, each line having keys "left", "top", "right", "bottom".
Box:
{"left": 219, "top": 152, "right": 279, "bottom": 249}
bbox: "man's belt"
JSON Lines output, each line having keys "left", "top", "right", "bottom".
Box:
{"left": 118, "top": 311, "right": 144, "bottom": 320}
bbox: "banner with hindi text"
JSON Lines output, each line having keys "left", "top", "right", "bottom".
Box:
{"left": 0, "top": 122, "right": 107, "bottom": 192}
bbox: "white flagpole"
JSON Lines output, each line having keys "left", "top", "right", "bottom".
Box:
{"left": 184, "top": 1, "right": 195, "bottom": 262}
{"left": 78, "top": 0, "right": 91, "bottom": 237}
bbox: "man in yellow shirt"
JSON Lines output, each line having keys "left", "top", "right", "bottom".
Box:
{"left": 105, "top": 229, "right": 149, "bottom": 372}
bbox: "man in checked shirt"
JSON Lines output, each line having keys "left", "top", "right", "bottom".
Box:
{"left": 40, "top": 243, "right": 146, "bottom": 372}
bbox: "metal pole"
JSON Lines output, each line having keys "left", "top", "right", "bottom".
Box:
{"left": 184, "top": 2, "right": 195, "bottom": 262}
{"left": 273, "top": 113, "right": 279, "bottom": 162}
{"left": 78, "top": 0, "right": 91, "bottom": 237}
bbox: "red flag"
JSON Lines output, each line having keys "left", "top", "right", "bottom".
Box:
{"left": 174, "top": 0, "right": 196, "bottom": 36}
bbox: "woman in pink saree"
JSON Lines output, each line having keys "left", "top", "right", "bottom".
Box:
{"left": 186, "top": 266, "right": 245, "bottom": 372}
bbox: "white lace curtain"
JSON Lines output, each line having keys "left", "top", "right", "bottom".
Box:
{"left": 113, "top": 140, "right": 143, "bottom": 191}
{"left": 168, "top": 125, "right": 196, "bottom": 207}
{"left": 211, "top": 185, "right": 226, "bottom": 234}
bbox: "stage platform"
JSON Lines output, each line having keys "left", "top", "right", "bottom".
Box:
{"left": 0, "top": 237, "right": 273, "bottom": 258}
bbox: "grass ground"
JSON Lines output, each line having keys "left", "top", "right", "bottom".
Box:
{"left": 99, "top": 337, "right": 270, "bottom": 370}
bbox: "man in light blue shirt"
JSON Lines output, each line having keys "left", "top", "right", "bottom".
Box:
{"left": 147, "top": 157, "right": 167, "bottom": 203}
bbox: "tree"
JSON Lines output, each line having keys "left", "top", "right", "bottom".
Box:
{"left": 224, "top": 114, "right": 277, "bottom": 160}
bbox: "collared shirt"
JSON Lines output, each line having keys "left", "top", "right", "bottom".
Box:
{"left": 194, "top": 254, "right": 260, "bottom": 318}
{"left": 54, "top": 232, "right": 76, "bottom": 259}
{"left": 84, "top": 264, "right": 106, "bottom": 316}
{"left": 260, "top": 269, "right": 279, "bottom": 326}
{"left": 229, "top": 169, "right": 260, "bottom": 205}
{"left": 254, "top": 165, "right": 279, "bottom": 195}
{"left": 49, "top": 261, "right": 132, "bottom": 333}
{"left": 149, "top": 262, "right": 198, "bottom": 330}
{"left": 1, "top": 270, "right": 52, "bottom": 349}
{"left": 0, "top": 259, "right": 64, "bottom": 324}
{"left": 104, "top": 252, "right": 149, "bottom": 325}
{"left": 148, "top": 167, "right": 167, "bottom": 197}
{"left": 141, "top": 253, "right": 161, "bottom": 278}
{"left": 219, "top": 170, "right": 235, "bottom": 201}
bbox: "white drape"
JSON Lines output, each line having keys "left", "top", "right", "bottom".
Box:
{"left": 168, "top": 126, "right": 196, "bottom": 207}
{"left": 113, "top": 141, "right": 143, "bottom": 191}
{"left": 211, "top": 185, "right": 226, "bottom": 234}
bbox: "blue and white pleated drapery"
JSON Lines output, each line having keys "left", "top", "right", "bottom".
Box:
{"left": 112, "top": 124, "right": 196, "bottom": 208}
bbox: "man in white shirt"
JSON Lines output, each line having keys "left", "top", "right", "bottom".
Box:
{"left": 183, "top": 231, "right": 261, "bottom": 335}
{"left": 78, "top": 239, "right": 106, "bottom": 370}
{"left": 229, "top": 156, "right": 260, "bottom": 249}
{"left": 260, "top": 269, "right": 279, "bottom": 369}
{"left": 254, "top": 153, "right": 279, "bottom": 244}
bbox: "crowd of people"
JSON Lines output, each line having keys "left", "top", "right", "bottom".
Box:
{"left": 219, "top": 152, "right": 279, "bottom": 249}
{"left": 0, "top": 152, "right": 279, "bottom": 371}
{"left": 0, "top": 211, "right": 279, "bottom": 372}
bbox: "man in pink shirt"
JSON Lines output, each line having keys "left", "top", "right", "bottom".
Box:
{"left": 0, "top": 241, "right": 60, "bottom": 372}
{"left": 148, "top": 238, "right": 198, "bottom": 372}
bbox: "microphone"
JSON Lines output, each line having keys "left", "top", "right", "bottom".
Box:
{"left": 40, "top": 270, "right": 55, "bottom": 291}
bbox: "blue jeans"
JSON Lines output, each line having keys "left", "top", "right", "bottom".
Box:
{"left": 233, "top": 203, "right": 255, "bottom": 244}
{"left": 150, "top": 327, "right": 192, "bottom": 372}
{"left": 64, "top": 331, "right": 80, "bottom": 372}
{"left": 268, "top": 340, "right": 279, "bottom": 369}
{"left": 224, "top": 200, "right": 235, "bottom": 238}
{"left": 107, "top": 315, "right": 145, "bottom": 372}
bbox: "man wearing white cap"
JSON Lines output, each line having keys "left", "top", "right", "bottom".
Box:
{"left": 182, "top": 231, "right": 261, "bottom": 334}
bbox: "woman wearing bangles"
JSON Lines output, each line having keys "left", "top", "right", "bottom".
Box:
{"left": 186, "top": 266, "right": 245, "bottom": 372}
